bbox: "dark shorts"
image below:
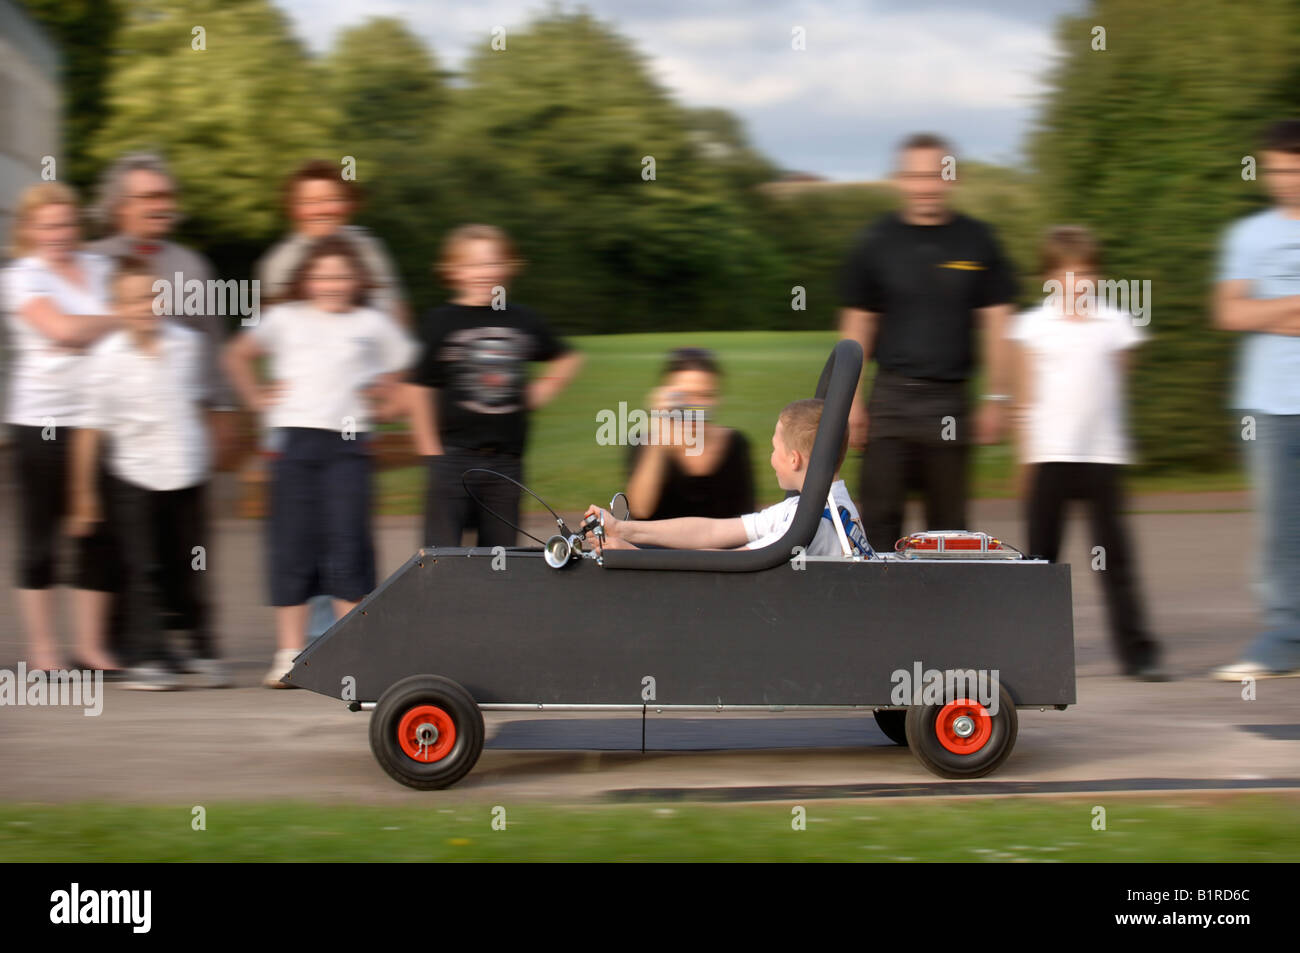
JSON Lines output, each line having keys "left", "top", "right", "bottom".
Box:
{"left": 422, "top": 447, "right": 522, "bottom": 548}
{"left": 267, "top": 428, "right": 376, "bottom": 606}
{"left": 10, "top": 423, "right": 117, "bottom": 591}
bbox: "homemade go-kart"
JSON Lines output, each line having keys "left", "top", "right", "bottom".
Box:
{"left": 285, "top": 341, "right": 1076, "bottom": 790}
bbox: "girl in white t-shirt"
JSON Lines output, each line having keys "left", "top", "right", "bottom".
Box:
{"left": 2, "top": 183, "right": 123, "bottom": 673}
{"left": 1009, "top": 226, "right": 1162, "bottom": 680}
{"left": 224, "top": 235, "right": 417, "bottom": 687}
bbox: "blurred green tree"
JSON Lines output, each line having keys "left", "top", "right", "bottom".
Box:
{"left": 426, "top": 10, "right": 785, "bottom": 333}
{"left": 1029, "top": 0, "right": 1300, "bottom": 471}
{"left": 87, "top": 0, "right": 340, "bottom": 264}
{"left": 324, "top": 16, "right": 451, "bottom": 314}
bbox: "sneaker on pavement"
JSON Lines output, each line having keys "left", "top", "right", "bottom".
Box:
{"left": 262, "top": 648, "right": 301, "bottom": 688}
{"left": 188, "top": 658, "right": 234, "bottom": 689}
{"left": 1210, "top": 660, "right": 1300, "bottom": 681}
{"left": 122, "top": 662, "right": 181, "bottom": 691}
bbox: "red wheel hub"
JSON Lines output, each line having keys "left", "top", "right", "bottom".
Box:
{"left": 935, "top": 699, "right": 993, "bottom": 754}
{"left": 397, "top": 705, "right": 456, "bottom": 762}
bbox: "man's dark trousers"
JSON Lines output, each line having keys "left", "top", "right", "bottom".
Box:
{"left": 858, "top": 370, "right": 970, "bottom": 551}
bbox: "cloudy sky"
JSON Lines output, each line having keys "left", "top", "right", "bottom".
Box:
{"left": 279, "top": 0, "right": 1087, "bottom": 180}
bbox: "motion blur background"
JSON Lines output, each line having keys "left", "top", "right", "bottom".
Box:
{"left": 2, "top": 1, "right": 1299, "bottom": 866}
{"left": 3, "top": 0, "right": 1297, "bottom": 505}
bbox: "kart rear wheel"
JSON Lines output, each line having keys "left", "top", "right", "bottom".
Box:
{"left": 905, "top": 685, "right": 1017, "bottom": 779}
{"left": 370, "top": 675, "right": 484, "bottom": 790}
{"left": 873, "top": 709, "right": 909, "bottom": 746}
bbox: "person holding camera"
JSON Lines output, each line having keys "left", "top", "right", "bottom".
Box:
{"left": 625, "top": 347, "right": 754, "bottom": 520}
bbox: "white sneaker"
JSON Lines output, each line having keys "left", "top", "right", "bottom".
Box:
{"left": 262, "top": 648, "right": 301, "bottom": 688}
{"left": 1210, "top": 660, "right": 1300, "bottom": 681}
{"left": 122, "top": 662, "right": 181, "bottom": 692}
{"left": 188, "top": 658, "right": 234, "bottom": 689}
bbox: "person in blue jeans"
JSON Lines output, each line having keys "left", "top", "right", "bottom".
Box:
{"left": 1211, "top": 119, "right": 1300, "bottom": 680}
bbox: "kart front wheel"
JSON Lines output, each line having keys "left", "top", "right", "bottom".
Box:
{"left": 369, "top": 675, "right": 485, "bottom": 790}
{"left": 873, "top": 709, "right": 909, "bottom": 746}
{"left": 905, "top": 685, "right": 1017, "bottom": 779}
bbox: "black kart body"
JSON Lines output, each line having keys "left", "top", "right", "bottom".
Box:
{"left": 286, "top": 341, "right": 1075, "bottom": 789}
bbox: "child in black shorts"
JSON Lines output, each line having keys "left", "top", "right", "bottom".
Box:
{"left": 411, "top": 225, "right": 582, "bottom": 547}
{"left": 224, "top": 235, "right": 417, "bottom": 686}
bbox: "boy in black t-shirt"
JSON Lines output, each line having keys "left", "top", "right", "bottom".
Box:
{"left": 411, "top": 225, "right": 583, "bottom": 547}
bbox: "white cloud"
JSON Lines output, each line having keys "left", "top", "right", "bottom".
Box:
{"left": 277, "top": 0, "right": 1079, "bottom": 177}
{"left": 639, "top": 10, "right": 1053, "bottom": 113}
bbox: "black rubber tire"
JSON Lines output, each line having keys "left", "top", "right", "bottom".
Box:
{"left": 369, "top": 675, "right": 485, "bottom": 790}
{"left": 905, "top": 685, "right": 1018, "bottom": 779}
{"left": 873, "top": 709, "right": 909, "bottom": 746}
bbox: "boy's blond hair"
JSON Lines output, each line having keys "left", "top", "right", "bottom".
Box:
{"left": 778, "top": 398, "right": 847, "bottom": 470}
{"left": 437, "top": 224, "right": 523, "bottom": 284}
{"left": 8, "top": 182, "right": 79, "bottom": 258}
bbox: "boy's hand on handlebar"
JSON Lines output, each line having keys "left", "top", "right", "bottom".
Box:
{"left": 583, "top": 504, "right": 628, "bottom": 547}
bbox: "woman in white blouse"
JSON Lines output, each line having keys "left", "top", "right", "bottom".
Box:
{"left": 3, "top": 183, "right": 122, "bottom": 672}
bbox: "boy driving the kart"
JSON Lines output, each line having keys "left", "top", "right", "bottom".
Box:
{"left": 587, "top": 398, "right": 873, "bottom": 556}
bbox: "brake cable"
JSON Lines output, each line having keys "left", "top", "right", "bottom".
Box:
{"left": 457, "top": 467, "right": 573, "bottom": 548}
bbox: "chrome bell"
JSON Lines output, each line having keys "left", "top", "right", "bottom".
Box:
{"left": 544, "top": 534, "right": 582, "bottom": 569}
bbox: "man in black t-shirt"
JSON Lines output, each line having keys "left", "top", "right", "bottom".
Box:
{"left": 838, "top": 133, "right": 1017, "bottom": 550}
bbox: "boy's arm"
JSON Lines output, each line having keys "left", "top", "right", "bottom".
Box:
{"left": 409, "top": 384, "right": 443, "bottom": 456}
{"left": 629, "top": 516, "right": 747, "bottom": 550}
{"left": 222, "top": 331, "right": 275, "bottom": 412}
{"left": 527, "top": 350, "right": 583, "bottom": 410}
{"left": 838, "top": 307, "right": 878, "bottom": 449}
{"left": 67, "top": 428, "right": 102, "bottom": 536}
{"left": 68, "top": 340, "right": 110, "bottom": 534}
{"left": 586, "top": 505, "right": 748, "bottom": 550}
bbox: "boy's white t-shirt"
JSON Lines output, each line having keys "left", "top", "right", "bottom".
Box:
{"left": 742, "top": 479, "right": 873, "bottom": 556}
{"left": 1008, "top": 302, "right": 1145, "bottom": 464}
{"left": 250, "top": 302, "right": 418, "bottom": 432}
{"left": 82, "top": 322, "right": 210, "bottom": 492}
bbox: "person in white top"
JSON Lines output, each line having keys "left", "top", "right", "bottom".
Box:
{"left": 255, "top": 159, "right": 414, "bottom": 649}
{"left": 1009, "top": 226, "right": 1163, "bottom": 680}
{"left": 68, "top": 257, "right": 223, "bottom": 690}
{"left": 588, "top": 398, "right": 873, "bottom": 557}
{"left": 224, "top": 235, "right": 419, "bottom": 686}
{"left": 2, "top": 183, "right": 123, "bottom": 673}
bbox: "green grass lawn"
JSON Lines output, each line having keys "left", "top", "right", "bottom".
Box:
{"left": 376, "top": 330, "right": 1246, "bottom": 515}
{"left": 1, "top": 795, "right": 1294, "bottom": 861}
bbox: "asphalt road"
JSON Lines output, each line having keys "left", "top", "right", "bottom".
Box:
{"left": 1, "top": 482, "right": 1297, "bottom": 804}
